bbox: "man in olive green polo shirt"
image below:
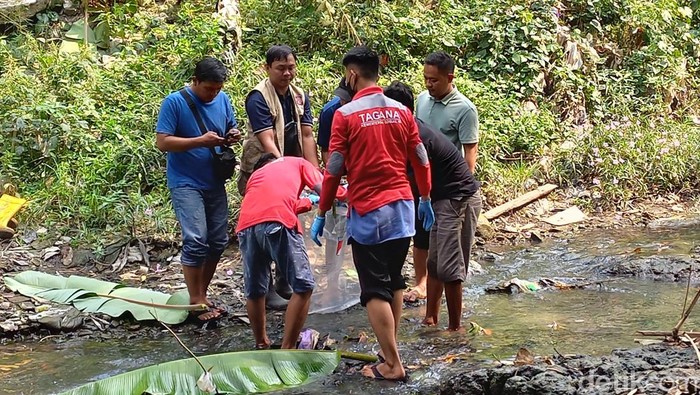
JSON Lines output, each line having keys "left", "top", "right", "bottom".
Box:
{"left": 405, "top": 51, "right": 481, "bottom": 303}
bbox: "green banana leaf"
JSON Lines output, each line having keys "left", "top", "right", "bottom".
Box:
{"left": 58, "top": 349, "right": 341, "bottom": 395}
{"left": 3, "top": 271, "right": 189, "bottom": 324}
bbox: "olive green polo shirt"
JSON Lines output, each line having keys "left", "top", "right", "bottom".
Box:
{"left": 415, "top": 88, "right": 479, "bottom": 154}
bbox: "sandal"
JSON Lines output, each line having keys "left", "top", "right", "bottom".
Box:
{"left": 363, "top": 363, "right": 409, "bottom": 383}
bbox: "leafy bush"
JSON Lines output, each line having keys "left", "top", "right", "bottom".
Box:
{"left": 1, "top": 0, "right": 699, "bottom": 242}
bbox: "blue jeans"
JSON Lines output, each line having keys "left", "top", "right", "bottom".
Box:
{"left": 170, "top": 186, "right": 229, "bottom": 267}
{"left": 238, "top": 222, "right": 315, "bottom": 299}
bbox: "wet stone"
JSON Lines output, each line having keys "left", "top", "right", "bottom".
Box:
{"left": 19, "top": 301, "right": 35, "bottom": 311}
{"left": 437, "top": 345, "right": 700, "bottom": 395}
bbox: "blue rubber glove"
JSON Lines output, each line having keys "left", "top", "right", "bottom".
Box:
{"left": 417, "top": 198, "right": 435, "bottom": 231}
{"left": 307, "top": 193, "right": 320, "bottom": 205}
{"left": 310, "top": 215, "right": 326, "bottom": 246}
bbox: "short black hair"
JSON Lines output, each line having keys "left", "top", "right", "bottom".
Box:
{"left": 342, "top": 46, "right": 379, "bottom": 80}
{"left": 194, "top": 57, "right": 228, "bottom": 83}
{"left": 424, "top": 51, "right": 455, "bottom": 74}
{"left": 383, "top": 81, "right": 414, "bottom": 112}
{"left": 266, "top": 45, "right": 297, "bottom": 66}
{"left": 253, "top": 153, "right": 277, "bottom": 172}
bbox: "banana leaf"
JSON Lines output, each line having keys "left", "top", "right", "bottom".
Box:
{"left": 58, "top": 349, "right": 342, "bottom": 395}
{"left": 3, "top": 271, "right": 189, "bottom": 324}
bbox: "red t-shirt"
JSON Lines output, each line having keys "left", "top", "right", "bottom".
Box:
{"left": 319, "top": 86, "right": 431, "bottom": 215}
{"left": 236, "top": 157, "right": 322, "bottom": 233}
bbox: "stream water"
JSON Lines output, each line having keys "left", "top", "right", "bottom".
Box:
{"left": 3, "top": 224, "right": 700, "bottom": 394}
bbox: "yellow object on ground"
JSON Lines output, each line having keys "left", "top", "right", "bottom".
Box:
{"left": 0, "top": 194, "right": 27, "bottom": 239}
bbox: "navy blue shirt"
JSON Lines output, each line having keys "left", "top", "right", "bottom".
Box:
{"left": 317, "top": 96, "right": 343, "bottom": 151}
{"left": 156, "top": 87, "right": 237, "bottom": 190}
{"left": 245, "top": 90, "right": 313, "bottom": 157}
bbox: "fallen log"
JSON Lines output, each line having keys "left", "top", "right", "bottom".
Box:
{"left": 484, "top": 184, "right": 558, "bottom": 220}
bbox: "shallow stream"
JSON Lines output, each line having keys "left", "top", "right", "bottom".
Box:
{"left": 3, "top": 225, "right": 700, "bottom": 394}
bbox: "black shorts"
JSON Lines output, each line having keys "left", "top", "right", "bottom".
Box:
{"left": 349, "top": 237, "right": 410, "bottom": 306}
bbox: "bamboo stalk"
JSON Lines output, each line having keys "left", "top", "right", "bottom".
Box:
{"left": 95, "top": 293, "right": 207, "bottom": 311}
{"left": 682, "top": 265, "right": 693, "bottom": 319}
{"left": 150, "top": 312, "right": 208, "bottom": 374}
{"left": 682, "top": 334, "right": 700, "bottom": 366}
{"left": 673, "top": 287, "right": 700, "bottom": 338}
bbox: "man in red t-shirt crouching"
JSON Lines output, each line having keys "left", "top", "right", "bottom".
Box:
{"left": 236, "top": 154, "right": 345, "bottom": 349}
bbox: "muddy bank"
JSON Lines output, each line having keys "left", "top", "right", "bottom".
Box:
{"left": 433, "top": 344, "right": 700, "bottom": 395}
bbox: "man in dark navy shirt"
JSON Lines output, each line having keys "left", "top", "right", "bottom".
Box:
{"left": 385, "top": 81, "right": 482, "bottom": 332}
{"left": 240, "top": 45, "right": 319, "bottom": 192}
{"left": 317, "top": 78, "right": 353, "bottom": 165}
{"left": 242, "top": 45, "right": 319, "bottom": 310}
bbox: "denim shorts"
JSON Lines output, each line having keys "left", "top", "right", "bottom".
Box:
{"left": 238, "top": 222, "right": 315, "bottom": 299}
{"left": 170, "top": 186, "right": 229, "bottom": 267}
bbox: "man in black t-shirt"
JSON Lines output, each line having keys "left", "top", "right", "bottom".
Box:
{"left": 384, "top": 81, "right": 482, "bottom": 332}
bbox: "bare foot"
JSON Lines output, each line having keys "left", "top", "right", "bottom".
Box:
{"left": 422, "top": 316, "right": 438, "bottom": 326}
{"left": 255, "top": 337, "right": 272, "bottom": 350}
{"left": 361, "top": 362, "right": 407, "bottom": 382}
{"left": 403, "top": 286, "right": 427, "bottom": 303}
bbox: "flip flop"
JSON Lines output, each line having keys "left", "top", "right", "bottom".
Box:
{"left": 376, "top": 353, "right": 385, "bottom": 363}
{"left": 187, "top": 307, "right": 222, "bottom": 324}
{"left": 208, "top": 302, "right": 229, "bottom": 316}
{"left": 365, "top": 364, "right": 410, "bottom": 383}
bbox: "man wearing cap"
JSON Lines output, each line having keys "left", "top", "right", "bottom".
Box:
{"left": 317, "top": 78, "right": 354, "bottom": 165}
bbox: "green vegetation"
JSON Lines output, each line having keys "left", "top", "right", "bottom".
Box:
{"left": 1, "top": 0, "right": 698, "bottom": 243}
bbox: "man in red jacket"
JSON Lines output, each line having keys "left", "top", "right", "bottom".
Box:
{"left": 311, "top": 46, "right": 434, "bottom": 382}
{"left": 237, "top": 153, "right": 345, "bottom": 350}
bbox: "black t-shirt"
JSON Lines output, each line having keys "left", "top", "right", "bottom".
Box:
{"left": 411, "top": 118, "right": 480, "bottom": 201}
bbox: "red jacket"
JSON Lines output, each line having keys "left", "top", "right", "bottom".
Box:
{"left": 319, "top": 86, "right": 431, "bottom": 215}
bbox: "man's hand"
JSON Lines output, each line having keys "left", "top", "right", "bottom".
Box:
{"left": 307, "top": 193, "right": 320, "bottom": 205}
{"left": 310, "top": 215, "right": 326, "bottom": 246}
{"left": 225, "top": 128, "right": 242, "bottom": 145}
{"left": 199, "top": 131, "right": 225, "bottom": 147}
{"left": 418, "top": 197, "right": 435, "bottom": 231}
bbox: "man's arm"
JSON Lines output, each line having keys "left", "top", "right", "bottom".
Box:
{"left": 463, "top": 143, "right": 478, "bottom": 174}
{"left": 255, "top": 129, "right": 282, "bottom": 157}
{"left": 300, "top": 95, "right": 319, "bottom": 168}
{"left": 245, "top": 91, "right": 281, "bottom": 157}
{"left": 155, "top": 96, "right": 224, "bottom": 152}
{"left": 301, "top": 124, "right": 320, "bottom": 168}
{"left": 317, "top": 111, "right": 348, "bottom": 215}
{"left": 458, "top": 108, "right": 479, "bottom": 173}
{"left": 406, "top": 116, "right": 431, "bottom": 199}
{"left": 156, "top": 132, "right": 223, "bottom": 152}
